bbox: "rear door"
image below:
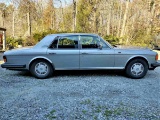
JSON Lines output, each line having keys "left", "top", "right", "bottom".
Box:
{"left": 47, "top": 35, "right": 80, "bottom": 70}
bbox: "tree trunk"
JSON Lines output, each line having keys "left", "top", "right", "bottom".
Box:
{"left": 120, "top": 0, "right": 129, "bottom": 43}
{"left": 1, "top": 10, "right": 5, "bottom": 27}
{"left": 50, "top": 0, "right": 55, "bottom": 29}
{"left": 12, "top": 10, "right": 15, "bottom": 37}
{"left": 27, "top": 12, "right": 31, "bottom": 36}
{"left": 27, "top": 1, "right": 31, "bottom": 36}
{"left": 107, "top": 9, "right": 111, "bottom": 35}
{"left": 117, "top": 3, "right": 122, "bottom": 37}
{"left": 150, "top": 0, "right": 155, "bottom": 35}
{"left": 73, "top": 0, "right": 77, "bottom": 32}
{"left": 93, "top": 0, "right": 98, "bottom": 33}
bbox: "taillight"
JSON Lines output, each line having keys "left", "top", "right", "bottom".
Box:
{"left": 155, "top": 54, "right": 158, "bottom": 61}
{"left": 3, "top": 56, "right": 7, "bottom": 62}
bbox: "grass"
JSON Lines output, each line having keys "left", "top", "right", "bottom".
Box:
{"left": 46, "top": 99, "right": 160, "bottom": 120}
{"left": 80, "top": 99, "right": 91, "bottom": 105}
{"left": 46, "top": 109, "right": 57, "bottom": 120}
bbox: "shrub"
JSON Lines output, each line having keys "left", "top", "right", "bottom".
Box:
{"left": 16, "top": 38, "right": 23, "bottom": 45}
{"left": 33, "top": 30, "right": 73, "bottom": 43}
{"left": 6, "top": 37, "right": 25, "bottom": 49}
{"left": 6, "top": 37, "right": 17, "bottom": 49}
{"left": 103, "top": 35, "right": 120, "bottom": 45}
{"left": 23, "top": 36, "right": 37, "bottom": 46}
{"left": 33, "top": 30, "right": 57, "bottom": 43}
{"left": 130, "top": 30, "right": 152, "bottom": 47}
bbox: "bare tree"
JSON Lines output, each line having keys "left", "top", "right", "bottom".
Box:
{"left": 120, "top": 0, "right": 129, "bottom": 43}
{"left": 73, "top": 0, "right": 77, "bottom": 31}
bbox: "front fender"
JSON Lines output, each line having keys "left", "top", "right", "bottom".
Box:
{"left": 125, "top": 55, "right": 149, "bottom": 68}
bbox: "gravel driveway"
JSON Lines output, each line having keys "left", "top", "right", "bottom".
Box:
{"left": 0, "top": 64, "right": 160, "bottom": 120}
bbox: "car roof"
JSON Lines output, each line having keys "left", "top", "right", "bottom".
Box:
{"left": 34, "top": 33, "right": 101, "bottom": 49}
{"left": 47, "top": 33, "right": 98, "bottom": 37}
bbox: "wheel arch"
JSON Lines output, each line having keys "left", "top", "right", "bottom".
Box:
{"left": 125, "top": 56, "right": 149, "bottom": 69}
{"left": 28, "top": 57, "right": 54, "bottom": 70}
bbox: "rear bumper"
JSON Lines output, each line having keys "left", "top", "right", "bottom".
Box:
{"left": 1, "top": 63, "right": 26, "bottom": 69}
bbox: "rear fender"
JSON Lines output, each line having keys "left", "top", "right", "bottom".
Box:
{"left": 27, "top": 56, "right": 53, "bottom": 70}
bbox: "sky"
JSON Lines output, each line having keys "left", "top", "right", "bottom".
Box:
{"left": 0, "top": 0, "right": 11, "bottom": 4}
{"left": 0, "top": 0, "right": 72, "bottom": 5}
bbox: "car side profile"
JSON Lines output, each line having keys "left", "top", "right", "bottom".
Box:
{"left": 1, "top": 33, "right": 160, "bottom": 79}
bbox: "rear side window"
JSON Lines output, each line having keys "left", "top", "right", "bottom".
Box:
{"left": 49, "top": 36, "right": 78, "bottom": 49}
{"left": 58, "top": 36, "right": 79, "bottom": 49}
{"left": 50, "top": 37, "right": 58, "bottom": 48}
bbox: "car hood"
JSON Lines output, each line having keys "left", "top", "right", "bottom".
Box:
{"left": 113, "top": 46, "right": 157, "bottom": 55}
{"left": 114, "top": 45, "right": 150, "bottom": 50}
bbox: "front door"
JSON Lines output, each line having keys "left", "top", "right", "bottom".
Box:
{"left": 79, "top": 35, "right": 115, "bottom": 69}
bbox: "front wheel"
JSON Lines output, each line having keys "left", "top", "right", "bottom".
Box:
{"left": 30, "top": 60, "right": 53, "bottom": 79}
{"left": 125, "top": 59, "right": 148, "bottom": 79}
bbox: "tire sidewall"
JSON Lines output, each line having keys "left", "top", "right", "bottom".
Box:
{"left": 126, "top": 59, "right": 148, "bottom": 79}
{"left": 30, "top": 60, "right": 53, "bottom": 79}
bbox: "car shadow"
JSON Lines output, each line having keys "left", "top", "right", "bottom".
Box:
{"left": 16, "top": 70, "right": 125, "bottom": 78}
{"left": 53, "top": 70, "right": 125, "bottom": 77}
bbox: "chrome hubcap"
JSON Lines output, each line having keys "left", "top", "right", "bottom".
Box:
{"left": 131, "top": 63, "right": 144, "bottom": 76}
{"left": 35, "top": 62, "right": 48, "bottom": 75}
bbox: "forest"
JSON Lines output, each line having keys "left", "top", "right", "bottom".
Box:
{"left": 0, "top": 0, "right": 160, "bottom": 48}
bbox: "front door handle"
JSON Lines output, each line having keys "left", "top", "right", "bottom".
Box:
{"left": 81, "top": 53, "right": 88, "bottom": 55}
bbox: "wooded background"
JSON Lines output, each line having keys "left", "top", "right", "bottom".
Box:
{"left": 0, "top": 0, "right": 160, "bottom": 47}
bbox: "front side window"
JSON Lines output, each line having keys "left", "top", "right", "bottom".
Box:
{"left": 80, "top": 35, "right": 108, "bottom": 49}
{"left": 80, "top": 36, "right": 99, "bottom": 49}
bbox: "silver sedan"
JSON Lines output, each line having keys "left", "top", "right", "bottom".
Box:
{"left": 1, "top": 33, "right": 160, "bottom": 79}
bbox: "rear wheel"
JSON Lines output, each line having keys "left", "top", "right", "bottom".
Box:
{"left": 126, "top": 59, "right": 148, "bottom": 79}
{"left": 30, "top": 60, "right": 53, "bottom": 79}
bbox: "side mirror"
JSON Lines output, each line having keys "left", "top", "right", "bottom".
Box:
{"left": 113, "top": 45, "right": 117, "bottom": 47}
{"left": 98, "top": 44, "right": 103, "bottom": 50}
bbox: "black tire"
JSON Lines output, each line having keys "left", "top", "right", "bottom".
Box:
{"left": 30, "top": 60, "right": 53, "bottom": 79}
{"left": 125, "top": 59, "right": 148, "bottom": 79}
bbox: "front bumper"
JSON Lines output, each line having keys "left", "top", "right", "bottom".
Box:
{"left": 150, "top": 62, "right": 160, "bottom": 70}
